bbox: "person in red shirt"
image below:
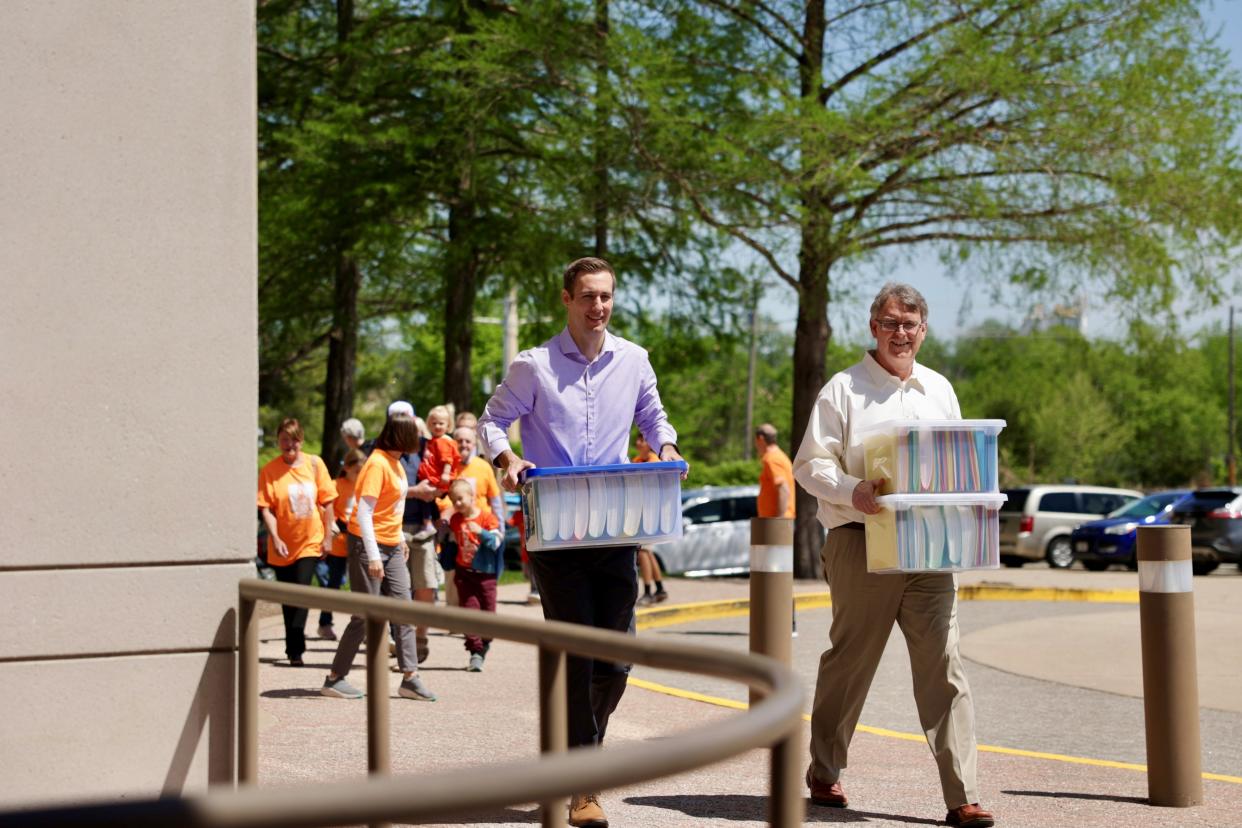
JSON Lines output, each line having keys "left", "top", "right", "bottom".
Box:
{"left": 447, "top": 477, "right": 504, "bottom": 672}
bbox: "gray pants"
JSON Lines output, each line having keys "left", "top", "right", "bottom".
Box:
{"left": 331, "top": 534, "right": 419, "bottom": 677}
{"left": 808, "top": 525, "right": 979, "bottom": 809}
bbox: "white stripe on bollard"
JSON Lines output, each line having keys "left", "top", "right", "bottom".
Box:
{"left": 1138, "top": 559, "right": 1194, "bottom": 594}
{"left": 751, "top": 544, "right": 794, "bottom": 573}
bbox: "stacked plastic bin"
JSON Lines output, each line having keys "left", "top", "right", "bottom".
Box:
{"left": 858, "top": 419, "right": 1006, "bottom": 573}
{"left": 520, "top": 461, "right": 689, "bottom": 551}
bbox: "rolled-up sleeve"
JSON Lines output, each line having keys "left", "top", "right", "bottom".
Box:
{"left": 478, "top": 354, "right": 537, "bottom": 463}
{"left": 633, "top": 354, "right": 678, "bottom": 451}
{"left": 793, "top": 382, "right": 861, "bottom": 507}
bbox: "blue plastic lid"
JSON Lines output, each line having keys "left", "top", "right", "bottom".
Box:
{"left": 523, "top": 460, "right": 688, "bottom": 479}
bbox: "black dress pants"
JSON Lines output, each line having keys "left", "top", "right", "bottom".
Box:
{"left": 272, "top": 556, "right": 318, "bottom": 659}
{"left": 528, "top": 545, "right": 638, "bottom": 749}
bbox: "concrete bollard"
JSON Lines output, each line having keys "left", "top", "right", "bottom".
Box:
{"left": 750, "top": 517, "right": 794, "bottom": 706}
{"left": 1136, "top": 524, "right": 1204, "bottom": 807}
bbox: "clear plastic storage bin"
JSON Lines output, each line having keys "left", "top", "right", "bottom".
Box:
{"left": 521, "top": 461, "right": 688, "bottom": 551}
{"left": 864, "top": 492, "right": 1006, "bottom": 573}
{"left": 859, "top": 418, "right": 1005, "bottom": 495}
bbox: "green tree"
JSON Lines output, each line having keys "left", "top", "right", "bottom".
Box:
{"left": 623, "top": 0, "right": 1242, "bottom": 573}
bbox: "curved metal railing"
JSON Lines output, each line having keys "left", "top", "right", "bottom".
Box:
{"left": 2, "top": 579, "right": 805, "bottom": 828}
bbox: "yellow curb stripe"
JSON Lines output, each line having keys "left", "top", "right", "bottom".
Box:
{"left": 629, "top": 677, "right": 1242, "bottom": 785}
{"left": 637, "top": 584, "right": 1138, "bottom": 631}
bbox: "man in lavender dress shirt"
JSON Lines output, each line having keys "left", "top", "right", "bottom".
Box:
{"left": 478, "top": 256, "right": 685, "bottom": 827}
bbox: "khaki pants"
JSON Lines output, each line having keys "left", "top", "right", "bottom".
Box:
{"left": 808, "top": 526, "right": 979, "bottom": 808}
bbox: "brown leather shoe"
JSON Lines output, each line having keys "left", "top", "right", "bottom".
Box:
{"left": 946, "top": 803, "right": 994, "bottom": 827}
{"left": 568, "top": 792, "right": 608, "bottom": 827}
{"left": 805, "top": 767, "right": 848, "bottom": 808}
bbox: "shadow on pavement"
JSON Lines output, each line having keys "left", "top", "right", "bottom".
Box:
{"left": 261, "top": 688, "right": 328, "bottom": 699}
{"left": 1002, "top": 789, "right": 1148, "bottom": 805}
{"left": 649, "top": 629, "right": 747, "bottom": 637}
{"left": 625, "top": 795, "right": 942, "bottom": 824}
{"left": 418, "top": 806, "right": 540, "bottom": 824}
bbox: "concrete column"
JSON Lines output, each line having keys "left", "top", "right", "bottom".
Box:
{"left": 0, "top": 1, "right": 256, "bottom": 807}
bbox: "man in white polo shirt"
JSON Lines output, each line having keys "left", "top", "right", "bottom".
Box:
{"left": 793, "top": 283, "right": 994, "bottom": 828}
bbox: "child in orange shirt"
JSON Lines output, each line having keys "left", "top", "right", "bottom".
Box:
{"left": 447, "top": 478, "right": 503, "bottom": 672}
{"left": 416, "top": 405, "right": 462, "bottom": 537}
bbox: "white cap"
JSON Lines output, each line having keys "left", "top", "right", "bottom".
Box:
{"left": 387, "top": 400, "right": 415, "bottom": 419}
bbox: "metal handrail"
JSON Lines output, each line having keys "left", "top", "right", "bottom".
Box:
{"left": 2, "top": 579, "right": 805, "bottom": 828}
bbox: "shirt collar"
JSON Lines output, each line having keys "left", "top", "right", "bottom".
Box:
{"left": 556, "top": 327, "right": 617, "bottom": 362}
{"left": 862, "top": 350, "right": 927, "bottom": 392}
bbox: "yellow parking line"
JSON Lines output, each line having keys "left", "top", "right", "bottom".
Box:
{"left": 627, "top": 677, "right": 1242, "bottom": 785}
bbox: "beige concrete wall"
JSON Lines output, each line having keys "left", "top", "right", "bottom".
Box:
{"left": 0, "top": 0, "right": 256, "bottom": 807}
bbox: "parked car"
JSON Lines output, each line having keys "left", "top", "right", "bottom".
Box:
{"left": 1168, "top": 487, "right": 1242, "bottom": 576}
{"left": 1070, "top": 490, "right": 1190, "bottom": 571}
{"left": 999, "top": 485, "right": 1143, "bottom": 569}
{"left": 654, "top": 485, "right": 759, "bottom": 576}
{"left": 503, "top": 491, "right": 523, "bottom": 569}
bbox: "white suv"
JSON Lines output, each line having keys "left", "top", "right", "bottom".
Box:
{"left": 999, "top": 485, "right": 1143, "bottom": 568}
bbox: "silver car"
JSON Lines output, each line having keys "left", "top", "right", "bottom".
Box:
{"left": 654, "top": 485, "right": 759, "bottom": 576}
{"left": 999, "top": 484, "right": 1143, "bottom": 568}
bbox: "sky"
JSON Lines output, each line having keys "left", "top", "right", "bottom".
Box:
{"left": 755, "top": 1, "right": 1242, "bottom": 345}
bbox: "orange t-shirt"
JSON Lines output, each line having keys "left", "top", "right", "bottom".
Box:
{"left": 450, "top": 509, "right": 501, "bottom": 569}
{"left": 632, "top": 449, "right": 660, "bottom": 463}
{"left": 436, "top": 455, "right": 501, "bottom": 517}
{"left": 757, "top": 446, "right": 796, "bottom": 519}
{"left": 330, "top": 476, "right": 356, "bottom": 558}
{"left": 347, "top": 450, "right": 407, "bottom": 546}
{"left": 257, "top": 454, "right": 338, "bottom": 566}
{"left": 418, "top": 435, "right": 462, "bottom": 490}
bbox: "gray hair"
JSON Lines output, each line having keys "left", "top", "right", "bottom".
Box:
{"left": 869, "top": 282, "right": 928, "bottom": 322}
{"left": 755, "top": 423, "right": 778, "bottom": 445}
{"left": 339, "top": 418, "right": 365, "bottom": 440}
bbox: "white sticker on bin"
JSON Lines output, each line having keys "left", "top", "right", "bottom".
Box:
{"left": 750, "top": 544, "right": 793, "bottom": 573}
{"left": 1138, "top": 560, "right": 1193, "bottom": 594}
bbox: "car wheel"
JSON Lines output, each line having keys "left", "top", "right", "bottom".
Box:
{"left": 1192, "top": 560, "right": 1219, "bottom": 576}
{"left": 1000, "top": 556, "right": 1024, "bottom": 568}
{"left": 1046, "top": 537, "right": 1074, "bottom": 569}
{"left": 1082, "top": 560, "right": 1109, "bottom": 572}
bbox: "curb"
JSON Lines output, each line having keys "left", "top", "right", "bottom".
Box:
{"left": 637, "top": 584, "right": 1138, "bottom": 631}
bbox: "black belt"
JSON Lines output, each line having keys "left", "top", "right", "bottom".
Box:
{"left": 836, "top": 522, "right": 865, "bottom": 532}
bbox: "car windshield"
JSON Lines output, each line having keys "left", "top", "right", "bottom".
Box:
{"left": 1109, "top": 493, "right": 1181, "bottom": 519}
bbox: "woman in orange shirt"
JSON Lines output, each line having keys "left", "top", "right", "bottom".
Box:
{"left": 322, "top": 413, "right": 436, "bottom": 702}
{"left": 317, "top": 448, "right": 365, "bottom": 640}
{"left": 257, "top": 418, "right": 337, "bottom": 666}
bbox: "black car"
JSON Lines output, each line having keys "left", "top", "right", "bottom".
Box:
{"left": 1168, "top": 487, "right": 1242, "bottom": 575}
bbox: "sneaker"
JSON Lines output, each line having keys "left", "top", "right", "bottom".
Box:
{"left": 527, "top": 592, "right": 541, "bottom": 606}
{"left": 654, "top": 590, "right": 669, "bottom": 603}
{"left": 318, "top": 625, "right": 337, "bottom": 641}
{"left": 399, "top": 675, "right": 437, "bottom": 702}
{"left": 321, "top": 675, "right": 363, "bottom": 699}
{"left": 288, "top": 657, "right": 304, "bottom": 667}
{"left": 568, "top": 793, "right": 607, "bottom": 828}
{"left": 467, "top": 652, "right": 485, "bottom": 672}
{"left": 636, "top": 593, "right": 654, "bottom": 607}
{"left": 417, "top": 636, "right": 430, "bottom": 664}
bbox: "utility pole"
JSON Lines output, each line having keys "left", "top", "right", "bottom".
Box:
{"left": 744, "top": 280, "right": 760, "bottom": 460}
{"left": 1229, "top": 306, "right": 1236, "bottom": 486}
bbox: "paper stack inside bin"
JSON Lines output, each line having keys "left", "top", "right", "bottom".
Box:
{"left": 858, "top": 419, "right": 1006, "bottom": 573}
{"left": 522, "top": 461, "right": 687, "bottom": 551}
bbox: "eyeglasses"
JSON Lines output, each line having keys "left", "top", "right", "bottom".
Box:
{"left": 876, "top": 319, "right": 924, "bottom": 334}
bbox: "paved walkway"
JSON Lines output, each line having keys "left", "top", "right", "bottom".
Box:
{"left": 254, "top": 566, "right": 1242, "bottom": 827}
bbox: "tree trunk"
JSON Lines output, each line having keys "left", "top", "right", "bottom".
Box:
{"left": 320, "top": 0, "right": 359, "bottom": 473}
{"left": 592, "top": 0, "right": 609, "bottom": 257}
{"left": 322, "top": 252, "right": 361, "bottom": 472}
{"left": 792, "top": 0, "right": 832, "bottom": 578}
{"left": 443, "top": 196, "right": 479, "bottom": 414}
